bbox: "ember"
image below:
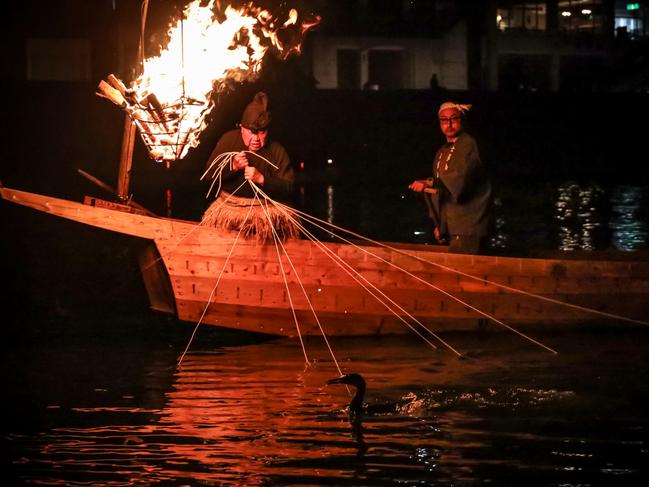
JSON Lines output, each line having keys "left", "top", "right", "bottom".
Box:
{"left": 97, "top": 0, "right": 319, "bottom": 163}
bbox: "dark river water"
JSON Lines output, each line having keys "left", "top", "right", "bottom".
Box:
{"left": 4, "top": 328, "right": 649, "bottom": 486}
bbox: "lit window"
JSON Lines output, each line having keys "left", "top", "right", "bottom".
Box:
{"left": 615, "top": 2, "right": 646, "bottom": 39}
{"left": 558, "top": 0, "right": 604, "bottom": 33}
{"left": 496, "top": 3, "right": 547, "bottom": 32}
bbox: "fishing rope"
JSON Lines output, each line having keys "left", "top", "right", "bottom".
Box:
{"left": 176, "top": 191, "right": 256, "bottom": 369}
{"left": 201, "top": 151, "right": 279, "bottom": 200}
{"left": 143, "top": 179, "right": 248, "bottom": 271}
{"left": 269, "top": 199, "right": 557, "bottom": 355}
{"left": 278, "top": 205, "right": 448, "bottom": 353}
{"left": 267, "top": 216, "right": 310, "bottom": 365}
{"left": 203, "top": 152, "right": 239, "bottom": 198}
{"left": 274, "top": 201, "right": 649, "bottom": 328}
{"left": 145, "top": 150, "right": 281, "bottom": 272}
{"left": 262, "top": 196, "right": 445, "bottom": 351}
{"left": 202, "top": 150, "right": 279, "bottom": 176}
{"left": 250, "top": 182, "right": 346, "bottom": 374}
{"left": 248, "top": 189, "right": 309, "bottom": 365}
{"left": 202, "top": 152, "right": 234, "bottom": 179}
{"left": 305, "top": 214, "right": 649, "bottom": 327}
{"left": 399, "top": 253, "right": 649, "bottom": 328}
{"left": 202, "top": 152, "right": 234, "bottom": 199}
{"left": 259, "top": 202, "right": 310, "bottom": 365}
{"left": 290, "top": 204, "right": 558, "bottom": 354}
{"left": 241, "top": 150, "right": 279, "bottom": 169}
{"left": 251, "top": 184, "right": 463, "bottom": 355}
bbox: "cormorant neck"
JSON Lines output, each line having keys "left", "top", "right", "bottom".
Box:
{"left": 349, "top": 383, "right": 366, "bottom": 415}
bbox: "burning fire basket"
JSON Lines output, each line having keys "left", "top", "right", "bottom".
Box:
{"left": 96, "top": 1, "right": 319, "bottom": 164}
{"left": 98, "top": 74, "right": 209, "bottom": 162}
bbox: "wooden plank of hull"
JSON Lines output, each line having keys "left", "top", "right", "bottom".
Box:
{"left": 171, "top": 273, "right": 647, "bottom": 334}
{"left": 175, "top": 299, "right": 482, "bottom": 336}
{"left": 163, "top": 253, "right": 649, "bottom": 296}
{"left": 0, "top": 186, "right": 183, "bottom": 240}
{"left": 156, "top": 237, "right": 649, "bottom": 280}
{"left": 170, "top": 275, "right": 649, "bottom": 317}
{"left": 174, "top": 293, "right": 646, "bottom": 336}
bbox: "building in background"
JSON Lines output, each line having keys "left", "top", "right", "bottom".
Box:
{"left": 484, "top": 0, "right": 648, "bottom": 92}
{"left": 307, "top": 0, "right": 473, "bottom": 90}
{"left": 307, "top": 0, "right": 648, "bottom": 92}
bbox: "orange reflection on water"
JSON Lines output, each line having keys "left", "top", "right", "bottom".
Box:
{"left": 155, "top": 339, "right": 489, "bottom": 484}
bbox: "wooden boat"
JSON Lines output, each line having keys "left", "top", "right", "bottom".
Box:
{"left": 2, "top": 183, "right": 648, "bottom": 337}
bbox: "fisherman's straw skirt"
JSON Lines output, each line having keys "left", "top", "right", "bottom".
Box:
{"left": 202, "top": 191, "right": 300, "bottom": 242}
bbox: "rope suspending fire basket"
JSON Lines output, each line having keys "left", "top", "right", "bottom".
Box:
{"left": 96, "top": 0, "right": 320, "bottom": 163}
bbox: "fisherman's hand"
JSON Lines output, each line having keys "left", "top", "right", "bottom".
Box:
{"left": 408, "top": 179, "right": 429, "bottom": 192}
{"left": 244, "top": 166, "right": 265, "bottom": 185}
{"left": 232, "top": 152, "right": 249, "bottom": 171}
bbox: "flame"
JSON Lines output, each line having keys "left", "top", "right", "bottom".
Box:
{"left": 98, "top": 0, "right": 319, "bottom": 163}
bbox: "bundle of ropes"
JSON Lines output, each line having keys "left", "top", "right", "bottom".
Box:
{"left": 202, "top": 190, "right": 300, "bottom": 242}
{"left": 200, "top": 151, "right": 300, "bottom": 242}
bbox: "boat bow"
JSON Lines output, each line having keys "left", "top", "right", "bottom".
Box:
{"left": 1, "top": 185, "right": 186, "bottom": 241}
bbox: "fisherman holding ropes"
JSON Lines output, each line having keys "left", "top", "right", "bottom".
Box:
{"left": 202, "top": 92, "right": 298, "bottom": 241}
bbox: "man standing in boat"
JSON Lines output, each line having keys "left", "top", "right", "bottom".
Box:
{"left": 409, "top": 102, "right": 492, "bottom": 254}
{"left": 202, "top": 91, "right": 298, "bottom": 241}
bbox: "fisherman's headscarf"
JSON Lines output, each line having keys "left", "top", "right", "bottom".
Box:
{"left": 438, "top": 102, "right": 472, "bottom": 115}
{"left": 241, "top": 92, "right": 272, "bottom": 130}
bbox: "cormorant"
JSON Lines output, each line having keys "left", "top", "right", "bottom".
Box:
{"left": 327, "top": 373, "right": 368, "bottom": 455}
{"left": 327, "top": 373, "right": 367, "bottom": 422}
{"left": 327, "top": 372, "right": 419, "bottom": 419}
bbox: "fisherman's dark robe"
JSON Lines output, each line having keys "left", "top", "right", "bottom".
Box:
{"left": 430, "top": 132, "right": 492, "bottom": 239}
{"left": 205, "top": 129, "right": 295, "bottom": 202}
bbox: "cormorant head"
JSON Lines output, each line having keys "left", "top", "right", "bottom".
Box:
{"left": 327, "top": 373, "right": 366, "bottom": 390}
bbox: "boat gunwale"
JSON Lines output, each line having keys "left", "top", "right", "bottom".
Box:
{"left": 3, "top": 185, "right": 649, "bottom": 269}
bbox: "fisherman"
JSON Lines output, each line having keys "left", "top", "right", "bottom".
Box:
{"left": 202, "top": 91, "right": 298, "bottom": 241}
{"left": 408, "top": 102, "right": 492, "bottom": 254}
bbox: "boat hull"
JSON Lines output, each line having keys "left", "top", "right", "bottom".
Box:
{"left": 2, "top": 186, "right": 648, "bottom": 336}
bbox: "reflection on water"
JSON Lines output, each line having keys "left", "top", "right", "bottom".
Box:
{"left": 610, "top": 185, "right": 649, "bottom": 251}
{"left": 489, "top": 196, "right": 509, "bottom": 251}
{"left": 306, "top": 180, "right": 649, "bottom": 252}
{"left": 555, "top": 182, "right": 605, "bottom": 251}
{"left": 553, "top": 182, "right": 649, "bottom": 252}
{"left": 5, "top": 333, "right": 649, "bottom": 485}
{"left": 326, "top": 184, "right": 335, "bottom": 224}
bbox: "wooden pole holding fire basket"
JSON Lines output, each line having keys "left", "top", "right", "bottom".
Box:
{"left": 95, "top": 78, "right": 137, "bottom": 203}
{"left": 116, "top": 0, "right": 149, "bottom": 203}
{"left": 117, "top": 116, "right": 136, "bottom": 202}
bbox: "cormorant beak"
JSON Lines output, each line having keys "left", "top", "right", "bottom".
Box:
{"left": 327, "top": 376, "right": 346, "bottom": 385}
